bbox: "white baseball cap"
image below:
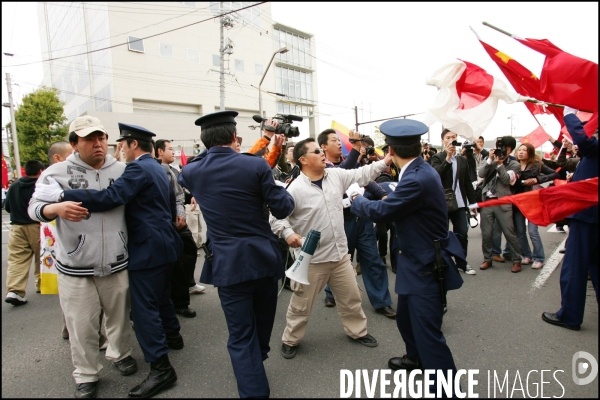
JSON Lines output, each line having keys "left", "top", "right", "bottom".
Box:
{"left": 69, "top": 116, "right": 107, "bottom": 137}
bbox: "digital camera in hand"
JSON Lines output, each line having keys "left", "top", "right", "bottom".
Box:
{"left": 493, "top": 137, "right": 507, "bottom": 158}
{"left": 252, "top": 114, "right": 302, "bottom": 138}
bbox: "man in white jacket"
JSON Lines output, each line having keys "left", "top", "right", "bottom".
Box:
{"left": 271, "top": 137, "right": 393, "bottom": 359}
{"left": 28, "top": 116, "right": 137, "bottom": 399}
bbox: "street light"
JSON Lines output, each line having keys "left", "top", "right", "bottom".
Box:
{"left": 258, "top": 46, "right": 289, "bottom": 118}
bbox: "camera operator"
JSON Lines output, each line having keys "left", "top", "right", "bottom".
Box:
{"left": 421, "top": 142, "right": 436, "bottom": 164}
{"left": 358, "top": 136, "right": 382, "bottom": 166}
{"left": 431, "top": 129, "right": 477, "bottom": 276}
{"left": 478, "top": 136, "right": 523, "bottom": 273}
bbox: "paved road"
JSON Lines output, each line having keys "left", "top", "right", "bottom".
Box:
{"left": 2, "top": 210, "right": 597, "bottom": 398}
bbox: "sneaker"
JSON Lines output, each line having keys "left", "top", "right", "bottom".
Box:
{"left": 521, "top": 257, "right": 532, "bottom": 265}
{"left": 189, "top": 284, "right": 206, "bottom": 294}
{"left": 532, "top": 261, "right": 543, "bottom": 269}
{"left": 281, "top": 343, "right": 297, "bottom": 359}
{"left": 464, "top": 265, "right": 476, "bottom": 275}
{"left": 5, "top": 291, "right": 27, "bottom": 306}
{"left": 354, "top": 333, "right": 378, "bottom": 347}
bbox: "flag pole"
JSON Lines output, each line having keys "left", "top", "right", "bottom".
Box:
{"left": 482, "top": 22, "right": 515, "bottom": 38}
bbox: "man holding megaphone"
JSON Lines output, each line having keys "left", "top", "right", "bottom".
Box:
{"left": 271, "top": 137, "right": 393, "bottom": 359}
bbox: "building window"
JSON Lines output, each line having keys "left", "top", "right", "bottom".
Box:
{"left": 275, "top": 66, "right": 313, "bottom": 103}
{"left": 274, "top": 28, "right": 311, "bottom": 69}
{"left": 160, "top": 43, "right": 173, "bottom": 58}
{"left": 235, "top": 59, "right": 244, "bottom": 72}
{"left": 212, "top": 54, "right": 220, "bottom": 67}
{"left": 187, "top": 49, "right": 199, "bottom": 63}
{"left": 255, "top": 63, "right": 263, "bottom": 75}
{"left": 128, "top": 36, "right": 144, "bottom": 53}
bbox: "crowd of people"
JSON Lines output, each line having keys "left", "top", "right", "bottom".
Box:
{"left": 2, "top": 106, "right": 597, "bottom": 398}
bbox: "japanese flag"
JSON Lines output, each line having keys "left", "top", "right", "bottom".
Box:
{"left": 423, "top": 60, "right": 527, "bottom": 141}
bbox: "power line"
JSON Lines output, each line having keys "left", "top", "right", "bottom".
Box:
{"left": 3, "top": 2, "right": 266, "bottom": 68}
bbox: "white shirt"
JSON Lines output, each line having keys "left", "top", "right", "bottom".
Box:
{"left": 271, "top": 160, "right": 388, "bottom": 264}
{"left": 396, "top": 157, "right": 418, "bottom": 182}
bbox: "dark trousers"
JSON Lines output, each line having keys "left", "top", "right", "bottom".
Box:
{"left": 129, "top": 263, "right": 181, "bottom": 362}
{"left": 170, "top": 225, "right": 198, "bottom": 308}
{"left": 448, "top": 207, "right": 469, "bottom": 270}
{"left": 556, "top": 220, "right": 599, "bottom": 326}
{"left": 397, "top": 293, "right": 458, "bottom": 397}
{"left": 218, "top": 277, "right": 278, "bottom": 398}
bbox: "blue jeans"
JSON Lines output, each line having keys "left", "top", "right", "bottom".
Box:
{"left": 325, "top": 217, "right": 392, "bottom": 310}
{"left": 513, "top": 207, "right": 545, "bottom": 262}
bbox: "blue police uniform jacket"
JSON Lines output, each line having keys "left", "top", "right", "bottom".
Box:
{"left": 351, "top": 157, "right": 464, "bottom": 295}
{"left": 178, "top": 146, "right": 295, "bottom": 287}
{"left": 564, "top": 114, "right": 598, "bottom": 225}
{"left": 62, "top": 153, "right": 183, "bottom": 270}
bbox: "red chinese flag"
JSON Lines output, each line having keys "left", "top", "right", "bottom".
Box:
{"left": 1, "top": 155, "right": 8, "bottom": 189}
{"left": 520, "top": 126, "right": 551, "bottom": 149}
{"left": 473, "top": 177, "right": 598, "bottom": 226}
{"left": 180, "top": 148, "right": 187, "bottom": 167}
{"left": 478, "top": 40, "right": 564, "bottom": 127}
{"left": 515, "top": 38, "right": 598, "bottom": 113}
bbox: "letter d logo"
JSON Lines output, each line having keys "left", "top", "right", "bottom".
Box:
{"left": 572, "top": 351, "right": 598, "bottom": 385}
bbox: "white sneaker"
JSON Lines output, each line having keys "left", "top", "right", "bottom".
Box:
{"left": 521, "top": 257, "right": 532, "bottom": 265}
{"left": 465, "top": 265, "right": 477, "bottom": 275}
{"left": 189, "top": 284, "right": 206, "bottom": 294}
{"left": 5, "top": 291, "right": 28, "bottom": 306}
{"left": 532, "top": 261, "right": 543, "bottom": 269}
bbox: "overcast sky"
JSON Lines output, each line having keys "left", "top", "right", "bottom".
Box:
{"left": 2, "top": 2, "right": 598, "bottom": 149}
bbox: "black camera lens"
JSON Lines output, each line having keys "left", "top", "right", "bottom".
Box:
{"left": 451, "top": 140, "right": 462, "bottom": 146}
{"left": 366, "top": 146, "right": 375, "bottom": 156}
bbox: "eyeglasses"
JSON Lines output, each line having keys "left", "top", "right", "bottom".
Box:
{"left": 301, "top": 148, "right": 324, "bottom": 157}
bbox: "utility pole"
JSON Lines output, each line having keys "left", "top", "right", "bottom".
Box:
{"left": 219, "top": 2, "right": 225, "bottom": 111}
{"left": 354, "top": 106, "right": 359, "bottom": 132}
{"left": 5, "top": 73, "right": 21, "bottom": 178}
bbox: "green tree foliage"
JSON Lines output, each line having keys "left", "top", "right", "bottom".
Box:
{"left": 5, "top": 87, "right": 68, "bottom": 165}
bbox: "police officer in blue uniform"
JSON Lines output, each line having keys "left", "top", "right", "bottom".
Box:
{"left": 178, "top": 111, "right": 295, "bottom": 398}
{"left": 55, "top": 123, "right": 183, "bottom": 398}
{"left": 542, "top": 107, "right": 598, "bottom": 331}
{"left": 350, "top": 119, "right": 464, "bottom": 397}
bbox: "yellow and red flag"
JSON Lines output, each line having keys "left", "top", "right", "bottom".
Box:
{"left": 478, "top": 40, "right": 564, "bottom": 128}
{"left": 331, "top": 120, "right": 354, "bottom": 156}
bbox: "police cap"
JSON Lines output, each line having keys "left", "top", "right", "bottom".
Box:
{"left": 116, "top": 123, "right": 156, "bottom": 142}
{"left": 380, "top": 119, "right": 428, "bottom": 145}
{"left": 195, "top": 110, "right": 238, "bottom": 130}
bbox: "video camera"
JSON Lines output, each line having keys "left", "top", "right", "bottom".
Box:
{"left": 493, "top": 137, "right": 507, "bottom": 158}
{"left": 462, "top": 140, "right": 476, "bottom": 156}
{"left": 253, "top": 114, "right": 302, "bottom": 138}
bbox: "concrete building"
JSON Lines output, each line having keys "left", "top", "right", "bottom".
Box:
{"left": 37, "top": 2, "right": 318, "bottom": 157}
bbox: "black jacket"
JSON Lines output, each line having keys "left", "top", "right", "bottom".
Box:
{"left": 4, "top": 177, "right": 39, "bottom": 225}
{"left": 430, "top": 151, "right": 477, "bottom": 207}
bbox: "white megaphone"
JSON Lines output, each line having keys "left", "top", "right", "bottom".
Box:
{"left": 285, "top": 229, "right": 321, "bottom": 285}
